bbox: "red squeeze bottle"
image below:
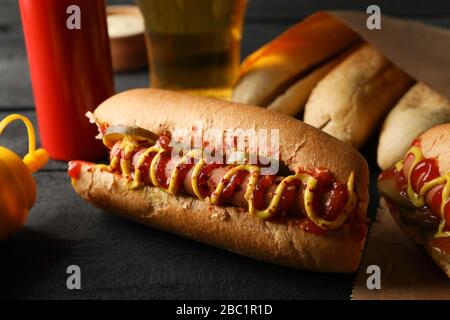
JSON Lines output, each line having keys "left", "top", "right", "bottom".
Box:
{"left": 18, "top": 0, "right": 114, "bottom": 160}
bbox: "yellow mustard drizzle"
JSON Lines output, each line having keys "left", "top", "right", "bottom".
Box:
{"left": 395, "top": 146, "right": 450, "bottom": 238}
{"left": 109, "top": 136, "right": 357, "bottom": 230}
{"left": 109, "top": 135, "right": 139, "bottom": 179}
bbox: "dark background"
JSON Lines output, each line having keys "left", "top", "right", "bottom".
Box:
{"left": 0, "top": 0, "right": 448, "bottom": 299}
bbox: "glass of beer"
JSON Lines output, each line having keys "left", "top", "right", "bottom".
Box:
{"left": 137, "top": 0, "right": 247, "bottom": 100}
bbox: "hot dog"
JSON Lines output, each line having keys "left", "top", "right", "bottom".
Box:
{"left": 106, "top": 136, "right": 355, "bottom": 223}
{"left": 69, "top": 88, "right": 369, "bottom": 272}
{"left": 378, "top": 124, "right": 450, "bottom": 277}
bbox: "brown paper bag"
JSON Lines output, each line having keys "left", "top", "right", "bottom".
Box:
{"left": 330, "top": 11, "right": 450, "bottom": 100}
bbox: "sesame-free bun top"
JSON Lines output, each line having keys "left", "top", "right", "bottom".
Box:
{"left": 419, "top": 123, "right": 450, "bottom": 174}
{"left": 94, "top": 88, "right": 369, "bottom": 219}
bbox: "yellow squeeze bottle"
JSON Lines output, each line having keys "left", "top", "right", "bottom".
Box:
{"left": 0, "top": 114, "right": 49, "bottom": 240}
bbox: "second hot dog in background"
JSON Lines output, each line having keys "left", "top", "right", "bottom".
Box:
{"left": 378, "top": 124, "right": 450, "bottom": 278}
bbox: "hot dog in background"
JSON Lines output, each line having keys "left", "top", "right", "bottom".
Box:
{"left": 378, "top": 124, "right": 450, "bottom": 278}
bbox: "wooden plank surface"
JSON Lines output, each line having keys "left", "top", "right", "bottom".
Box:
{"left": 0, "top": 0, "right": 445, "bottom": 299}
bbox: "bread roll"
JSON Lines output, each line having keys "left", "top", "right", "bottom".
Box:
{"left": 303, "top": 43, "right": 414, "bottom": 148}
{"left": 233, "top": 12, "right": 360, "bottom": 113}
{"left": 419, "top": 124, "right": 450, "bottom": 173}
{"left": 267, "top": 46, "right": 356, "bottom": 116}
{"left": 377, "top": 83, "right": 450, "bottom": 170}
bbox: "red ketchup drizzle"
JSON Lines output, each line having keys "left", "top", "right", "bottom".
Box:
{"left": 68, "top": 161, "right": 93, "bottom": 179}
{"left": 430, "top": 237, "right": 450, "bottom": 255}
{"left": 445, "top": 202, "right": 450, "bottom": 231}
{"left": 152, "top": 135, "right": 173, "bottom": 188}
{"left": 412, "top": 138, "right": 421, "bottom": 147}
{"left": 299, "top": 218, "right": 325, "bottom": 236}
{"left": 175, "top": 161, "right": 194, "bottom": 188}
{"left": 132, "top": 148, "right": 156, "bottom": 185}
{"left": 406, "top": 154, "right": 443, "bottom": 223}
{"left": 311, "top": 168, "right": 349, "bottom": 222}
{"left": 252, "top": 175, "right": 276, "bottom": 210}
{"left": 221, "top": 170, "right": 247, "bottom": 201}
{"left": 324, "top": 182, "right": 349, "bottom": 221}
{"left": 158, "top": 135, "right": 171, "bottom": 150}
{"left": 378, "top": 166, "right": 407, "bottom": 191}
{"left": 410, "top": 158, "right": 440, "bottom": 194}
{"left": 379, "top": 143, "right": 450, "bottom": 252}
{"left": 428, "top": 186, "right": 444, "bottom": 222}
{"left": 379, "top": 149, "right": 442, "bottom": 218}
{"left": 99, "top": 124, "right": 108, "bottom": 135}
{"left": 278, "top": 180, "right": 300, "bottom": 213}
{"left": 197, "top": 163, "right": 222, "bottom": 198}
{"left": 110, "top": 136, "right": 355, "bottom": 235}
{"left": 294, "top": 168, "right": 350, "bottom": 236}
{"left": 155, "top": 151, "right": 171, "bottom": 188}
{"left": 429, "top": 200, "right": 450, "bottom": 253}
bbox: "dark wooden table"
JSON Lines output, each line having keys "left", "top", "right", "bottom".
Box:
{"left": 0, "top": 0, "right": 448, "bottom": 300}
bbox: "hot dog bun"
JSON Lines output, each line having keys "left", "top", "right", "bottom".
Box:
{"left": 232, "top": 12, "right": 360, "bottom": 114}
{"left": 418, "top": 123, "right": 450, "bottom": 173}
{"left": 377, "top": 83, "right": 450, "bottom": 170}
{"left": 266, "top": 46, "right": 356, "bottom": 117}
{"left": 72, "top": 88, "right": 369, "bottom": 272}
{"left": 303, "top": 43, "right": 414, "bottom": 148}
